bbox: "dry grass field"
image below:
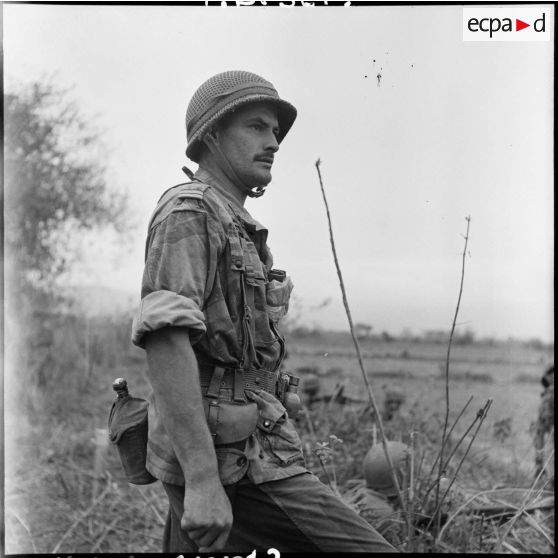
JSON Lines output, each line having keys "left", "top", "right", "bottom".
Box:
{"left": 4, "top": 319, "right": 554, "bottom": 554}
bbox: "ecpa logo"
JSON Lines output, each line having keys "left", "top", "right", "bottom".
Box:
{"left": 463, "top": 8, "right": 551, "bottom": 41}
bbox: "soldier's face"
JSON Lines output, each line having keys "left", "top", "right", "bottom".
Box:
{"left": 216, "top": 102, "right": 280, "bottom": 188}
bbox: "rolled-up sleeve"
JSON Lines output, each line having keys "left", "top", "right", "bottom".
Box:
{"left": 132, "top": 202, "right": 221, "bottom": 348}
{"left": 131, "top": 290, "right": 206, "bottom": 347}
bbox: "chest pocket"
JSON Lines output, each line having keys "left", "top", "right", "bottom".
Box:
{"left": 227, "top": 222, "right": 277, "bottom": 368}
{"left": 241, "top": 238, "right": 267, "bottom": 287}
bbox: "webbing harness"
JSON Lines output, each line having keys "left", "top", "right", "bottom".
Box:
{"left": 203, "top": 215, "right": 273, "bottom": 441}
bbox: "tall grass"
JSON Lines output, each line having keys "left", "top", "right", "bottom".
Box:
{"left": 4, "top": 301, "right": 554, "bottom": 554}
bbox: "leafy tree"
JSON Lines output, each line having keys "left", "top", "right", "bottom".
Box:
{"left": 4, "top": 80, "right": 129, "bottom": 288}
{"left": 4, "top": 80, "right": 131, "bottom": 396}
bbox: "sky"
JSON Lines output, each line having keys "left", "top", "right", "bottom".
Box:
{"left": 3, "top": 3, "right": 554, "bottom": 342}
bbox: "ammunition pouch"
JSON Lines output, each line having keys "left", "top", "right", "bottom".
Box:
{"left": 199, "top": 364, "right": 279, "bottom": 445}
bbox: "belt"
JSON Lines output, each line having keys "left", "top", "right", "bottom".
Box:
{"left": 198, "top": 364, "right": 278, "bottom": 397}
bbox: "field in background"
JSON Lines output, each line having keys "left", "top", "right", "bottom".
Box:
{"left": 287, "top": 331, "right": 549, "bottom": 470}
{"left": 4, "top": 318, "right": 554, "bottom": 554}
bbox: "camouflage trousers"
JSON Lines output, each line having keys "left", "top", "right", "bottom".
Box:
{"left": 162, "top": 472, "right": 398, "bottom": 553}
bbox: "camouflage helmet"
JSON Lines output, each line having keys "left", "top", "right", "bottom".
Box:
{"left": 363, "top": 441, "right": 410, "bottom": 497}
{"left": 185, "top": 70, "right": 297, "bottom": 162}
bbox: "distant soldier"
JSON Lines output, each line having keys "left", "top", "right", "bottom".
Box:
{"left": 533, "top": 366, "right": 554, "bottom": 482}
{"left": 300, "top": 371, "right": 321, "bottom": 406}
{"left": 382, "top": 388, "right": 406, "bottom": 422}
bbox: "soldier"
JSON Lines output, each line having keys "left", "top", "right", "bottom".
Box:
{"left": 132, "top": 71, "right": 396, "bottom": 553}
{"left": 533, "top": 365, "right": 554, "bottom": 482}
{"left": 382, "top": 388, "right": 406, "bottom": 422}
{"left": 359, "top": 441, "right": 410, "bottom": 545}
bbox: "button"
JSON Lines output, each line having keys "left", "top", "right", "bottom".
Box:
{"left": 236, "top": 456, "right": 247, "bottom": 467}
{"left": 263, "top": 419, "right": 271, "bottom": 428}
{"left": 255, "top": 377, "right": 261, "bottom": 385}
{"left": 259, "top": 452, "right": 264, "bottom": 459}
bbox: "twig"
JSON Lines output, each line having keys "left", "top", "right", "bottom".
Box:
{"left": 438, "top": 475, "right": 554, "bottom": 542}
{"left": 424, "top": 395, "right": 474, "bottom": 482}
{"left": 501, "top": 541, "right": 521, "bottom": 554}
{"left": 497, "top": 449, "right": 555, "bottom": 551}
{"left": 465, "top": 499, "right": 555, "bottom": 516}
{"left": 51, "top": 481, "right": 111, "bottom": 553}
{"left": 134, "top": 485, "right": 166, "bottom": 526}
{"left": 406, "top": 430, "right": 416, "bottom": 552}
{"left": 302, "top": 405, "right": 318, "bottom": 443}
{"left": 315, "top": 448, "right": 340, "bottom": 496}
{"left": 9, "top": 511, "right": 37, "bottom": 553}
{"left": 315, "top": 159, "right": 404, "bottom": 510}
{"left": 435, "top": 215, "right": 471, "bottom": 537}
{"left": 440, "top": 398, "right": 492, "bottom": 492}
{"left": 419, "top": 395, "right": 474, "bottom": 503}
{"left": 116, "top": 525, "right": 164, "bottom": 542}
{"left": 417, "top": 397, "right": 483, "bottom": 514}
{"left": 521, "top": 510, "right": 555, "bottom": 547}
{"left": 90, "top": 515, "right": 121, "bottom": 553}
{"left": 431, "top": 399, "right": 492, "bottom": 541}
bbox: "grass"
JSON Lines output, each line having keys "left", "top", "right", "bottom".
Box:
{"left": 4, "top": 314, "right": 554, "bottom": 554}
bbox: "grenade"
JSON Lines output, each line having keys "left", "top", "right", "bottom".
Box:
{"left": 284, "top": 375, "right": 302, "bottom": 418}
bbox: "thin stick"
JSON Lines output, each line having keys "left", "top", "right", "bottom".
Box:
{"left": 51, "top": 482, "right": 111, "bottom": 553}
{"left": 406, "top": 430, "right": 416, "bottom": 552}
{"left": 315, "top": 159, "right": 404, "bottom": 510}
{"left": 315, "top": 447, "right": 339, "bottom": 496}
{"left": 10, "top": 511, "right": 37, "bottom": 553}
{"left": 435, "top": 215, "right": 471, "bottom": 537}
{"left": 497, "top": 449, "right": 555, "bottom": 551}
{"left": 413, "top": 398, "right": 491, "bottom": 551}
{"left": 134, "top": 485, "right": 166, "bottom": 526}
{"left": 302, "top": 405, "right": 318, "bottom": 442}
{"left": 521, "top": 509, "right": 555, "bottom": 547}
{"left": 90, "top": 516, "right": 120, "bottom": 553}
{"left": 420, "top": 397, "right": 485, "bottom": 509}
{"left": 425, "top": 395, "right": 474, "bottom": 482}
{"left": 431, "top": 399, "right": 492, "bottom": 541}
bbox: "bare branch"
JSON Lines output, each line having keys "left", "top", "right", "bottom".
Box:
{"left": 314, "top": 159, "right": 405, "bottom": 511}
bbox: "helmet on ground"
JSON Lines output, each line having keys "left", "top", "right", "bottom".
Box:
{"left": 363, "top": 441, "right": 410, "bottom": 497}
{"left": 185, "top": 70, "right": 297, "bottom": 162}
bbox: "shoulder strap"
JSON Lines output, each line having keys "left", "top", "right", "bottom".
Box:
{"left": 176, "top": 182, "right": 210, "bottom": 201}
{"left": 147, "top": 181, "right": 211, "bottom": 232}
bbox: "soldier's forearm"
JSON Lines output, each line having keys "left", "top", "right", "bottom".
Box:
{"left": 144, "top": 326, "right": 219, "bottom": 486}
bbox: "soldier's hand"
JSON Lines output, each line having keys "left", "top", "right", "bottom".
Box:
{"left": 181, "top": 479, "right": 233, "bottom": 552}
